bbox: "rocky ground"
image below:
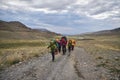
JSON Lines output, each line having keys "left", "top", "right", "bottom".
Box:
{"left": 0, "top": 47, "right": 110, "bottom": 80}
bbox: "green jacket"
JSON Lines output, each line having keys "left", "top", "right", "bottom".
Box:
{"left": 68, "top": 41, "right": 72, "bottom": 47}
{"left": 48, "top": 42, "right": 57, "bottom": 51}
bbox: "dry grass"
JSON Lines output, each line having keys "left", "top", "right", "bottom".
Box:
{"left": 0, "top": 40, "right": 49, "bottom": 69}
{"left": 75, "top": 35, "right": 120, "bottom": 79}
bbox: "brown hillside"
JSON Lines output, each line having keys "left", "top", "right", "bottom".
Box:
{"left": 0, "top": 20, "right": 59, "bottom": 39}
{"left": 0, "top": 20, "right": 31, "bottom": 31}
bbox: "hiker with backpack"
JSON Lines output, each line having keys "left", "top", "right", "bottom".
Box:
{"left": 61, "top": 36, "right": 67, "bottom": 55}
{"left": 71, "top": 39, "right": 76, "bottom": 51}
{"left": 56, "top": 38, "right": 61, "bottom": 53}
{"left": 68, "top": 39, "right": 72, "bottom": 56}
{"left": 47, "top": 40, "right": 58, "bottom": 62}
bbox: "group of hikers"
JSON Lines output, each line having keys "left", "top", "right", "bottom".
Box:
{"left": 47, "top": 36, "right": 76, "bottom": 62}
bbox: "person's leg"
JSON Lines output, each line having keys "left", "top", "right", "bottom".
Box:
{"left": 72, "top": 45, "right": 74, "bottom": 51}
{"left": 58, "top": 43, "right": 60, "bottom": 53}
{"left": 58, "top": 45, "right": 61, "bottom": 53}
{"left": 51, "top": 51, "right": 55, "bottom": 61}
{"left": 65, "top": 45, "right": 67, "bottom": 53}
{"left": 68, "top": 46, "right": 70, "bottom": 53}
{"left": 64, "top": 45, "right": 67, "bottom": 54}
{"left": 73, "top": 45, "right": 74, "bottom": 50}
{"left": 62, "top": 45, "right": 65, "bottom": 55}
{"left": 62, "top": 45, "right": 64, "bottom": 55}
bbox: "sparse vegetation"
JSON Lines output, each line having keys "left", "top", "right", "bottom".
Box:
{"left": 0, "top": 40, "right": 49, "bottom": 69}
{"left": 75, "top": 35, "right": 120, "bottom": 79}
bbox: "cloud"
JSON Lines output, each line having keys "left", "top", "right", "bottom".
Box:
{"left": 85, "top": 11, "right": 119, "bottom": 19}
{"left": 0, "top": 0, "right": 75, "bottom": 14}
{"left": 0, "top": 0, "right": 120, "bottom": 19}
{"left": 80, "top": 0, "right": 120, "bottom": 19}
{"left": 0, "top": 0, "right": 120, "bottom": 34}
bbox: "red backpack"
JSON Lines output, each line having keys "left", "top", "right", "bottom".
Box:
{"left": 61, "top": 38, "right": 67, "bottom": 46}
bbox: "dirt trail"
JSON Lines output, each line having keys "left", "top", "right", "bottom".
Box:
{"left": 0, "top": 47, "right": 109, "bottom": 80}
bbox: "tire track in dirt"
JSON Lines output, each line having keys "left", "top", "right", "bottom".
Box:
{"left": 74, "top": 60, "right": 85, "bottom": 79}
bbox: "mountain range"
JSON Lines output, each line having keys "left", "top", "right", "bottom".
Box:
{"left": 79, "top": 27, "right": 120, "bottom": 36}
{"left": 0, "top": 20, "right": 119, "bottom": 39}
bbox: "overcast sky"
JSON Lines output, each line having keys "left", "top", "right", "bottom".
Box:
{"left": 0, "top": 0, "right": 120, "bottom": 34}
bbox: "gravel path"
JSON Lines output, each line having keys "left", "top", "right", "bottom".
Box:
{"left": 0, "top": 47, "right": 109, "bottom": 80}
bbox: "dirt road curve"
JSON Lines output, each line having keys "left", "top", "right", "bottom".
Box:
{"left": 0, "top": 47, "right": 109, "bottom": 80}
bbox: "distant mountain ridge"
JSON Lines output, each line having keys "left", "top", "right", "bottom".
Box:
{"left": 0, "top": 20, "right": 60, "bottom": 39}
{"left": 79, "top": 27, "right": 120, "bottom": 36}
{"left": 91, "top": 27, "right": 120, "bottom": 36}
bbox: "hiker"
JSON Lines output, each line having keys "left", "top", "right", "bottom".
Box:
{"left": 61, "top": 36, "right": 67, "bottom": 55}
{"left": 71, "top": 39, "right": 76, "bottom": 51}
{"left": 56, "top": 38, "right": 61, "bottom": 53}
{"left": 68, "top": 39, "right": 72, "bottom": 56}
{"left": 47, "top": 40, "right": 58, "bottom": 62}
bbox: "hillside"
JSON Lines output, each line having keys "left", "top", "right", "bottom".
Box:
{"left": 0, "top": 20, "right": 32, "bottom": 31}
{"left": 90, "top": 28, "right": 120, "bottom": 36}
{"left": 0, "top": 20, "right": 59, "bottom": 39}
{"left": 75, "top": 27, "right": 120, "bottom": 37}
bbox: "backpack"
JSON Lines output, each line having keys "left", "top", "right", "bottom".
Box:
{"left": 61, "top": 36, "right": 67, "bottom": 41}
{"left": 72, "top": 40, "right": 76, "bottom": 45}
{"left": 68, "top": 40, "right": 72, "bottom": 46}
{"left": 48, "top": 40, "right": 57, "bottom": 51}
{"left": 61, "top": 38, "right": 67, "bottom": 46}
{"left": 55, "top": 41, "right": 59, "bottom": 48}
